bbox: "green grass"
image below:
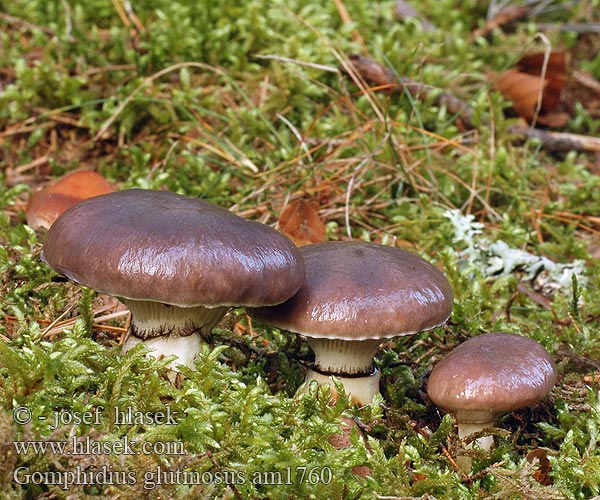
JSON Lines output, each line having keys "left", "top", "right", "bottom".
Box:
{"left": 2, "top": 0, "right": 600, "bottom": 498}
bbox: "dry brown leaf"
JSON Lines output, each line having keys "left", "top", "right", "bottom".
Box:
{"left": 278, "top": 199, "right": 326, "bottom": 247}
{"left": 490, "top": 52, "right": 568, "bottom": 127}
{"left": 516, "top": 283, "right": 552, "bottom": 309}
{"left": 518, "top": 52, "right": 567, "bottom": 86}
{"left": 526, "top": 448, "right": 553, "bottom": 486}
{"left": 492, "top": 69, "right": 544, "bottom": 119}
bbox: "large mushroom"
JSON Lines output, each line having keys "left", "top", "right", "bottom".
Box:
{"left": 250, "top": 241, "right": 453, "bottom": 405}
{"left": 427, "top": 331, "right": 557, "bottom": 469}
{"left": 42, "top": 189, "right": 304, "bottom": 369}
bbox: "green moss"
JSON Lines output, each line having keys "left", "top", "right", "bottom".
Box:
{"left": 2, "top": 0, "right": 600, "bottom": 497}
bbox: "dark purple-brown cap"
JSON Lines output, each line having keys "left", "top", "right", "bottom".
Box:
{"left": 42, "top": 189, "right": 304, "bottom": 307}
{"left": 251, "top": 241, "right": 453, "bottom": 341}
{"left": 427, "top": 332, "right": 557, "bottom": 421}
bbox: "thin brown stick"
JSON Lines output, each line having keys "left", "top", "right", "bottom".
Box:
{"left": 342, "top": 54, "right": 600, "bottom": 153}
{"left": 473, "top": 6, "right": 530, "bottom": 38}
{"left": 394, "top": 1, "right": 436, "bottom": 32}
{"left": 0, "top": 11, "right": 56, "bottom": 35}
{"left": 409, "top": 420, "right": 464, "bottom": 475}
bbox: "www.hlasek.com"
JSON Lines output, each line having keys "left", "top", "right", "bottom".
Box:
{"left": 13, "top": 404, "right": 183, "bottom": 456}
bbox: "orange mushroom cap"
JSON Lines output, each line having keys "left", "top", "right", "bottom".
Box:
{"left": 26, "top": 170, "right": 114, "bottom": 230}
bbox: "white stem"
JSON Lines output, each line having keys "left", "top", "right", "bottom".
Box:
{"left": 303, "top": 368, "right": 381, "bottom": 406}
{"left": 123, "top": 332, "right": 203, "bottom": 370}
{"left": 121, "top": 299, "right": 227, "bottom": 340}
{"left": 457, "top": 421, "right": 496, "bottom": 450}
{"left": 455, "top": 420, "right": 496, "bottom": 471}
{"left": 302, "top": 337, "right": 383, "bottom": 405}
{"left": 120, "top": 299, "right": 228, "bottom": 370}
{"left": 307, "top": 337, "right": 382, "bottom": 373}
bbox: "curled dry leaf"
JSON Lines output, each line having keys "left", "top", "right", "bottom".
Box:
{"left": 526, "top": 448, "right": 553, "bottom": 486}
{"left": 490, "top": 51, "right": 569, "bottom": 127}
{"left": 26, "top": 170, "right": 115, "bottom": 230}
{"left": 278, "top": 199, "right": 326, "bottom": 247}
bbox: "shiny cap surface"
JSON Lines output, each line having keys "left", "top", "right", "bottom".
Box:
{"left": 427, "top": 332, "right": 557, "bottom": 416}
{"left": 42, "top": 189, "right": 304, "bottom": 307}
{"left": 252, "top": 241, "right": 453, "bottom": 341}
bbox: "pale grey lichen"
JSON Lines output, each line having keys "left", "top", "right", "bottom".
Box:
{"left": 444, "top": 209, "right": 587, "bottom": 295}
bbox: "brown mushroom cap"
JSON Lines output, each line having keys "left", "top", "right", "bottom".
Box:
{"left": 42, "top": 189, "right": 304, "bottom": 308}
{"left": 251, "top": 241, "right": 453, "bottom": 341}
{"left": 26, "top": 170, "right": 114, "bottom": 230}
{"left": 427, "top": 332, "right": 557, "bottom": 421}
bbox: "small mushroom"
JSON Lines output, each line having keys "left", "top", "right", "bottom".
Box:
{"left": 251, "top": 241, "right": 453, "bottom": 405}
{"left": 42, "top": 189, "right": 304, "bottom": 369}
{"left": 427, "top": 331, "right": 557, "bottom": 469}
{"left": 26, "top": 170, "right": 115, "bottom": 230}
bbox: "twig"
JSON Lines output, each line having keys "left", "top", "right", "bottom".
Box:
{"left": 41, "top": 303, "right": 77, "bottom": 338}
{"left": 342, "top": 54, "right": 600, "bottom": 153}
{"left": 0, "top": 11, "right": 56, "bottom": 36}
{"left": 509, "top": 126, "right": 600, "bottom": 152}
{"left": 536, "top": 22, "right": 600, "bottom": 33}
{"left": 12, "top": 155, "right": 50, "bottom": 174}
{"left": 409, "top": 420, "right": 464, "bottom": 475}
{"left": 394, "top": 1, "right": 436, "bottom": 32}
{"left": 342, "top": 55, "right": 476, "bottom": 126}
{"left": 473, "top": 5, "right": 530, "bottom": 38}
{"left": 206, "top": 451, "right": 243, "bottom": 500}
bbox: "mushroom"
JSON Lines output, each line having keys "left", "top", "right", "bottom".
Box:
{"left": 41, "top": 189, "right": 304, "bottom": 369}
{"left": 426, "top": 331, "right": 557, "bottom": 469}
{"left": 26, "top": 170, "right": 115, "bottom": 230}
{"left": 250, "top": 241, "right": 453, "bottom": 405}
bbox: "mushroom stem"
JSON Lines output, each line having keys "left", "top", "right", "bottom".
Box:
{"left": 123, "top": 332, "right": 205, "bottom": 369}
{"left": 305, "top": 369, "right": 381, "bottom": 406}
{"left": 455, "top": 420, "right": 495, "bottom": 472}
{"left": 121, "top": 299, "right": 227, "bottom": 368}
{"left": 304, "top": 338, "right": 383, "bottom": 405}
{"left": 456, "top": 421, "right": 495, "bottom": 451}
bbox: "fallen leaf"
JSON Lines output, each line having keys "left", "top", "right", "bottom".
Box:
{"left": 490, "top": 51, "right": 568, "bottom": 127}
{"left": 526, "top": 448, "right": 553, "bottom": 486}
{"left": 278, "top": 199, "right": 326, "bottom": 247}
{"left": 518, "top": 52, "right": 567, "bottom": 85}
{"left": 492, "top": 69, "right": 544, "bottom": 119}
{"left": 516, "top": 283, "right": 552, "bottom": 309}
